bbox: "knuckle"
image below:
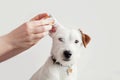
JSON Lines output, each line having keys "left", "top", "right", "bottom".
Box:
{"left": 24, "top": 23, "right": 32, "bottom": 35}
{"left": 29, "top": 42, "right": 35, "bottom": 46}
{"left": 26, "top": 41, "right": 35, "bottom": 47}
{"left": 25, "top": 22, "right": 32, "bottom": 30}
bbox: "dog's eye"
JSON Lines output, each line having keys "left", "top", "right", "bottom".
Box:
{"left": 75, "top": 40, "right": 79, "bottom": 44}
{"left": 58, "top": 38, "right": 64, "bottom": 42}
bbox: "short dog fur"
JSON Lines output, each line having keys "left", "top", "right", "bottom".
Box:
{"left": 30, "top": 23, "right": 91, "bottom": 80}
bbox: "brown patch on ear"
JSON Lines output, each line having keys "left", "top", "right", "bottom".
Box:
{"left": 80, "top": 30, "right": 91, "bottom": 48}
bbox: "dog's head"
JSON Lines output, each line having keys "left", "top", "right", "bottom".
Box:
{"left": 49, "top": 24, "right": 91, "bottom": 66}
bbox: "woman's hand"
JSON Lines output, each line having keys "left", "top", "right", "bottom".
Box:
{"left": 6, "top": 13, "right": 53, "bottom": 49}
{"left": 0, "top": 13, "right": 54, "bottom": 62}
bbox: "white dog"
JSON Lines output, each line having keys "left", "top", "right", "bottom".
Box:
{"left": 30, "top": 19, "right": 91, "bottom": 80}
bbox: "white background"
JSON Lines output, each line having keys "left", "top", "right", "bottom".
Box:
{"left": 0, "top": 0, "right": 120, "bottom": 80}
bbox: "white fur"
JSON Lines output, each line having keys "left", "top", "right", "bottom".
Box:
{"left": 30, "top": 23, "right": 84, "bottom": 80}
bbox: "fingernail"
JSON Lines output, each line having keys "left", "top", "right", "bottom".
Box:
{"left": 44, "top": 25, "right": 52, "bottom": 31}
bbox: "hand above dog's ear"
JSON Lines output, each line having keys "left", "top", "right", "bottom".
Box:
{"left": 79, "top": 29, "right": 91, "bottom": 48}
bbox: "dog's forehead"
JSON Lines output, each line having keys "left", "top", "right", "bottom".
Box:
{"left": 70, "top": 29, "right": 82, "bottom": 39}
{"left": 56, "top": 27, "right": 82, "bottom": 40}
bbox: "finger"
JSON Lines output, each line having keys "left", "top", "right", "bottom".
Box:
{"left": 33, "top": 31, "right": 49, "bottom": 39}
{"left": 30, "top": 13, "right": 50, "bottom": 21}
{"left": 33, "top": 25, "right": 52, "bottom": 34}
{"left": 28, "top": 18, "right": 54, "bottom": 27}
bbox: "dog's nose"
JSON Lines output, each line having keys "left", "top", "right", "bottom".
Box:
{"left": 63, "top": 50, "right": 72, "bottom": 58}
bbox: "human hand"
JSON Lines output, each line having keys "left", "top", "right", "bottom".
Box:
{"left": 3, "top": 13, "right": 54, "bottom": 50}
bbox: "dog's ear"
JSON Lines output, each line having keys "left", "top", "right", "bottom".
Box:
{"left": 49, "top": 25, "right": 57, "bottom": 33}
{"left": 49, "top": 24, "right": 59, "bottom": 37}
{"left": 49, "top": 22, "right": 65, "bottom": 37}
{"left": 79, "top": 30, "right": 91, "bottom": 48}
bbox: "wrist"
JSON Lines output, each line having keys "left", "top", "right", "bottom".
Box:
{"left": 0, "top": 34, "right": 16, "bottom": 54}
{"left": 0, "top": 34, "right": 25, "bottom": 62}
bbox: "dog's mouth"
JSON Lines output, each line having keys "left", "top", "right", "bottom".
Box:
{"left": 63, "top": 58, "right": 71, "bottom": 61}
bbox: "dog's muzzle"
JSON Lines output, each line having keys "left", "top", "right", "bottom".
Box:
{"left": 63, "top": 50, "right": 72, "bottom": 61}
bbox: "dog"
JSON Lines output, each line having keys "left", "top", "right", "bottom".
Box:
{"left": 30, "top": 19, "right": 91, "bottom": 80}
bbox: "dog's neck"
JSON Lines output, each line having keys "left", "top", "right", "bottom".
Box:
{"left": 51, "top": 56, "right": 73, "bottom": 76}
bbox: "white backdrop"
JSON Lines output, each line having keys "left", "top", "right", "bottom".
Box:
{"left": 0, "top": 0, "right": 120, "bottom": 80}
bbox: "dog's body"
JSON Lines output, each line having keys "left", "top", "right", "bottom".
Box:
{"left": 30, "top": 22, "right": 91, "bottom": 80}
{"left": 30, "top": 57, "right": 77, "bottom": 80}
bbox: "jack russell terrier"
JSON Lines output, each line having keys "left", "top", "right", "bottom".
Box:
{"left": 30, "top": 15, "right": 91, "bottom": 80}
